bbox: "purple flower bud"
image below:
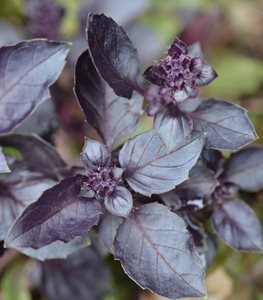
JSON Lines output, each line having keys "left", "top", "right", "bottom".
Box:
{"left": 80, "top": 139, "right": 125, "bottom": 201}
{"left": 82, "top": 166, "right": 122, "bottom": 199}
{"left": 143, "top": 38, "right": 217, "bottom": 103}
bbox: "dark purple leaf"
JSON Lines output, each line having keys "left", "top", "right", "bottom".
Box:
{"left": 154, "top": 107, "right": 192, "bottom": 150}
{"left": 0, "top": 147, "right": 10, "bottom": 173}
{"left": 161, "top": 191, "right": 204, "bottom": 212}
{"left": 182, "top": 215, "right": 217, "bottom": 269}
{"left": 0, "top": 39, "right": 70, "bottom": 134}
{"left": 0, "top": 241, "right": 4, "bottom": 257}
{"left": 190, "top": 99, "right": 257, "bottom": 150}
{"left": 161, "top": 163, "right": 218, "bottom": 211}
{"left": 212, "top": 200, "right": 263, "bottom": 252}
{"left": 201, "top": 147, "right": 224, "bottom": 175}
{"left": 81, "top": 138, "right": 111, "bottom": 168}
{"left": 0, "top": 134, "right": 66, "bottom": 178}
{"left": 75, "top": 49, "right": 143, "bottom": 149}
{"left": 15, "top": 236, "right": 91, "bottom": 261}
{"left": 119, "top": 130, "right": 204, "bottom": 196}
{"left": 87, "top": 14, "right": 141, "bottom": 99}
{"left": 175, "top": 163, "right": 218, "bottom": 198}
{"left": 104, "top": 186, "right": 133, "bottom": 217}
{"left": 5, "top": 175, "right": 102, "bottom": 249}
{"left": 222, "top": 146, "right": 263, "bottom": 192}
{"left": 97, "top": 212, "right": 123, "bottom": 252}
{"left": 40, "top": 248, "right": 112, "bottom": 300}
{"left": 113, "top": 203, "right": 206, "bottom": 298}
{"left": 0, "top": 170, "right": 55, "bottom": 240}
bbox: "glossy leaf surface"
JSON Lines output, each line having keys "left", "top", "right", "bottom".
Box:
{"left": 114, "top": 203, "right": 206, "bottom": 298}
{"left": 87, "top": 14, "right": 140, "bottom": 99}
{"left": 75, "top": 49, "right": 143, "bottom": 149}
{"left": 212, "top": 200, "right": 263, "bottom": 252}
{"left": 119, "top": 130, "right": 204, "bottom": 196}
{"left": 191, "top": 99, "right": 257, "bottom": 150}
{"left": 5, "top": 175, "right": 102, "bottom": 249}
{"left": 0, "top": 39, "right": 70, "bottom": 134}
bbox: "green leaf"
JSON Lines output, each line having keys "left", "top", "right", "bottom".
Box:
{"left": 203, "top": 51, "right": 263, "bottom": 100}
{"left": 1, "top": 260, "right": 31, "bottom": 300}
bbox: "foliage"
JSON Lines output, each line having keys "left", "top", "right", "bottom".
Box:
{"left": 0, "top": 3, "right": 263, "bottom": 300}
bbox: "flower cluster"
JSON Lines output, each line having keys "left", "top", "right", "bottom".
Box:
{"left": 79, "top": 139, "right": 133, "bottom": 217}
{"left": 143, "top": 38, "right": 217, "bottom": 114}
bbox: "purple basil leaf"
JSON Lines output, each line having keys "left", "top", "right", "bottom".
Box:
{"left": 0, "top": 170, "right": 55, "bottom": 240}
{"left": 97, "top": 212, "right": 123, "bottom": 252}
{"left": 190, "top": 98, "right": 257, "bottom": 151}
{"left": 161, "top": 191, "right": 205, "bottom": 212}
{"left": 154, "top": 107, "right": 192, "bottom": 150}
{"left": 0, "top": 134, "right": 66, "bottom": 178}
{"left": 222, "top": 146, "right": 263, "bottom": 192}
{"left": 113, "top": 203, "right": 206, "bottom": 298}
{"left": 14, "top": 100, "right": 57, "bottom": 137}
{"left": 186, "top": 217, "right": 217, "bottom": 269}
{"left": 161, "top": 163, "right": 218, "bottom": 211}
{"left": 87, "top": 14, "right": 141, "bottom": 99}
{"left": 176, "top": 162, "right": 218, "bottom": 198}
{"left": 119, "top": 130, "right": 204, "bottom": 196}
{"left": 178, "top": 97, "right": 202, "bottom": 113}
{"left": 212, "top": 200, "right": 263, "bottom": 252}
{"left": 201, "top": 147, "right": 224, "bottom": 175}
{"left": 104, "top": 186, "right": 133, "bottom": 217}
{"left": 5, "top": 175, "right": 102, "bottom": 249}
{"left": 0, "top": 39, "right": 70, "bottom": 134}
{"left": 75, "top": 49, "right": 143, "bottom": 149}
{"left": 15, "top": 236, "right": 91, "bottom": 261}
{"left": 40, "top": 248, "right": 112, "bottom": 300}
{"left": 182, "top": 214, "right": 217, "bottom": 269}
{"left": 81, "top": 138, "right": 111, "bottom": 168}
{"left": 0, "top": 147, "right": 10, "bottom": 173}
